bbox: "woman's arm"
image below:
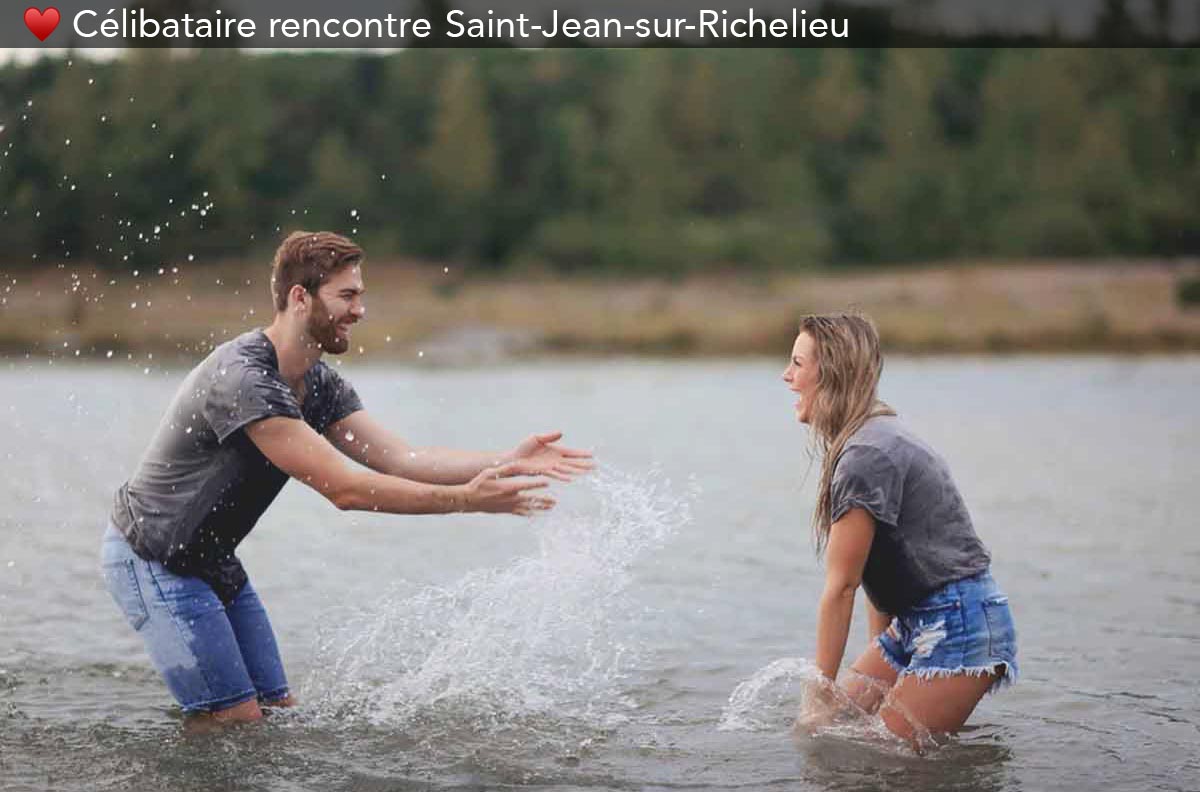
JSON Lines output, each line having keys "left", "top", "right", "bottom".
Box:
{"left": 814, "top": 507, "right": 876, "bottom": 681}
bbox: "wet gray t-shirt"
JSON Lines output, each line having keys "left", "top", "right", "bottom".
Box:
{"left": 111, "top": 329, "right": 363, "bottom": 603}
{"left": 830, "top": 415, "right": 990, "bottom": 614}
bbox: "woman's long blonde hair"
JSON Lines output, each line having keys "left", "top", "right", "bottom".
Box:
{"left": 799, "top": 313, "right": 895, "bottom": 555}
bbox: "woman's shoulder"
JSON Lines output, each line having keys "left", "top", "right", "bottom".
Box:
{"left": 850, "top": 415, "right": 950, "bottom": 474}
{"left": 841, "top": 416, "right": 930, "bottom": 470}
{"left": 847, "top": 414, "right": 907, "bottom": 450}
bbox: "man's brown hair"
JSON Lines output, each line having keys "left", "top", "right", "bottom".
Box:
{"left": 270, "top": 231, "right": 364, "bottom": 312}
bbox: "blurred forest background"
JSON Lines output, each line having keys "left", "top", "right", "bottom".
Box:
{"left": 2, "top": 47, "right": 1199, "bottom": 356}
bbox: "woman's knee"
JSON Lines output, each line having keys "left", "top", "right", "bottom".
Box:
{"left": 838, "top": 666, "right": 892, "bottom": 714}
{"left": 878, "top": 670, "right": 997, "bottom": 748}
{"left": 878, "top": 696, "right": 924, "bottom": 746}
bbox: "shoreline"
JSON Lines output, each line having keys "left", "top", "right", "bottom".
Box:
{"left": 3, "top": 259, "right": 1199, "bottom": 361}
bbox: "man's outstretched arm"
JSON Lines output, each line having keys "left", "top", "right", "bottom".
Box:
{"left": 325, "top": 411, "right": 593, "bottom": 485}
{"left": 245, "top": 415, "right": 554, "bottom": 516}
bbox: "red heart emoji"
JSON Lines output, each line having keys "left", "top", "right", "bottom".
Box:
{"left": 24, "top": 7, "right": 61, "bottom": 42}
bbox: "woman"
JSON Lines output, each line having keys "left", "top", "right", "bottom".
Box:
{"left": 783, "top": 314, "right": 1017, "bottom": 749}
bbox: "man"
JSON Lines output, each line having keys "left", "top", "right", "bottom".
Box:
{"left": 100, "top": 231, "right": 592, "bottom": 730}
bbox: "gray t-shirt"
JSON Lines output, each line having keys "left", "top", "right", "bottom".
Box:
{"left": 110, "top": 329, "right": 363, "bottom": 603}
{"left": 830, "top": 415, "right": 990, "bottom": 614}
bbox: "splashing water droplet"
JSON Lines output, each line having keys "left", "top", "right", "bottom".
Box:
{"left": 304, "top": 469, "right": 690, "bottom": 737}
{"left": 719, "top": 658, "right": 822, "bottom": 732}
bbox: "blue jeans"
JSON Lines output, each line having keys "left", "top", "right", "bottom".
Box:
{"left": 101, "top": 524, "right": 289, "bottom": 713}
{"left": 876, "top": 570, "right": 1018, "bottom": 693}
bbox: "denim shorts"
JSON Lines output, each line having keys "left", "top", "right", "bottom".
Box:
{"left": 876, "top": 570, "right": 1018, "bottom": 693}
{"left": 101, "top": 523, "right": 289, "bottom": 713}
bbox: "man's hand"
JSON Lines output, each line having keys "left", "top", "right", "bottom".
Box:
{"left": 506, "top": 431, "right": 594, "bottom": 482}
{"left": 462, "top": 462, "right": 557, "bottom": 516}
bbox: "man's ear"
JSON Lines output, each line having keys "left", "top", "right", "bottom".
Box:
{"left": 289, "top": 284, "right": 310, "bottom": 312}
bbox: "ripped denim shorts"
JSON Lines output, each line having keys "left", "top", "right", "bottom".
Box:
{"left": 876, "top": 570, "right": 1018, "bottom": 693}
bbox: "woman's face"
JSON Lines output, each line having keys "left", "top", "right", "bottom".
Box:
{"left": 782, "top": 331, "right": 820, "bottom": 424}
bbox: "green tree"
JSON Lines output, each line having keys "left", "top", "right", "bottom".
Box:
{"left": 302, "top": 132, "right": 374, "bottom": 233}
{"left": 424, "top": 58, "right": 498, "bottom": 259}
{"left": 604, "top": 51, "right": 685, "bottom": 225}
{"left": 426, "top": 59, "right": 497, "bottom": 204}
{"left": 849, "top": 49, "right": 966, "bottom": 262}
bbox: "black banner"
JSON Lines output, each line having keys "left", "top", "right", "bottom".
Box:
{"left": 7, "top": 0, "right": 1198, "bottom": 48}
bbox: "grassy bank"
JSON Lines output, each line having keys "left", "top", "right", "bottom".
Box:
{"left": 3, "top": 259, "right": 1200, "bottom": 363}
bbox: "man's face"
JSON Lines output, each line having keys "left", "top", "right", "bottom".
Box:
{"left": 306, "top": 265, "right": 365, "bottom": 354}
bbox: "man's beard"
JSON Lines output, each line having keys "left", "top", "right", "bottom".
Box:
{"left": 307, "top": 297, "right": 349, "bottom": 354}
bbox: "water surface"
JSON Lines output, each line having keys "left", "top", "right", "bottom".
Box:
{"left": 1, "top": 355, "right": 1197, "bottom": 791}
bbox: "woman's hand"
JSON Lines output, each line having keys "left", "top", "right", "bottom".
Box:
{"left": 793, "top": 675, "right": 862, "bottom": 736}
{"left": 506, "top": 431, "right": 594, "bottom": 482}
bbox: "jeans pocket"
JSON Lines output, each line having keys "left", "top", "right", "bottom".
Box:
{"left": 908, "top": 598, "right": 961, "bottom": 629}
{"left": 903, "top": 599, "right": 961, "bottom": 660}
{"left": 982, "top": 596, "right": 1015, "bottom": 659}
{"left": 103, "top": 559, "right": 150, "bottom": 632}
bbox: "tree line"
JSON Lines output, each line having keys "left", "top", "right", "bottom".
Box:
{"left": 1, "top": 48, "right": 1197, "bottom": 274}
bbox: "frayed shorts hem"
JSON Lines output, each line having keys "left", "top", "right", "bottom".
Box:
{"left": 883, "top": 655, "right": 1018, "bottom": 695}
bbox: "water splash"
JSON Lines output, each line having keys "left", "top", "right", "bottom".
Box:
{"left": 302, "top": 467, "right": 690, "bottom": 747}
{"left": 719, "top": 657, "right": 822, "bottom": 732}
{"left": 721, "top": 657, "right": 939, "bottom": 754}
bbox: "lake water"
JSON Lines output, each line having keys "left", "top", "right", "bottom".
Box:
{"left": 1, "top": 355, "right": 1197, "bottom": 791}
